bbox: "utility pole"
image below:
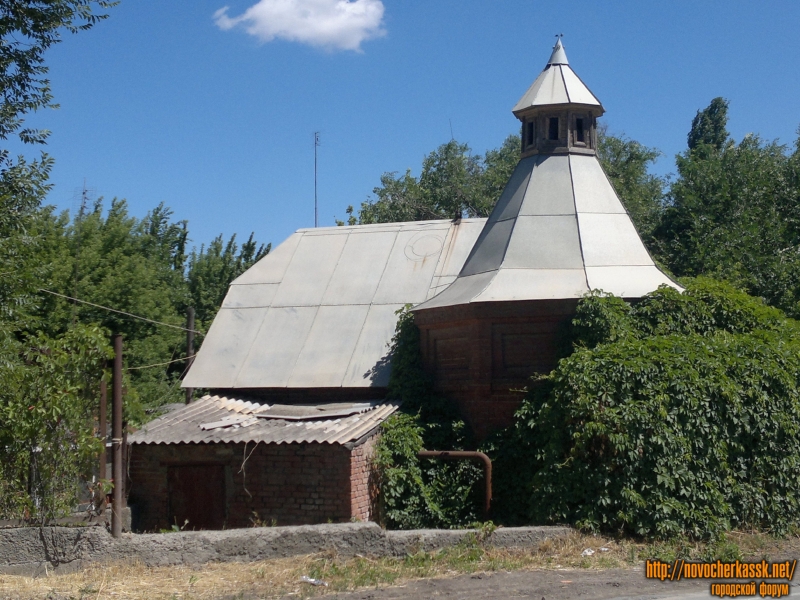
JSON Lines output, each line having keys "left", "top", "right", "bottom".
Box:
{"left": 99, "top": 379, "right": 107, "bottom": 484}
{"left": 185, "top": 307, "right": 195, "bottom": 404}
{"left": 314, "top": 132, "right": 320, "bottom": 228}
{"left": 111, "top": 334, "right": 123, "bottom": 538}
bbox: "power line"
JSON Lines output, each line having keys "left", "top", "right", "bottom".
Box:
{"left": 38, "top": 289, "right": 203, "bottom": 334}
{"left": 128, "top": 354, "right": 196, "bottom": 371}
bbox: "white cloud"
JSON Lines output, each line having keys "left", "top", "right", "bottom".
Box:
{"left": 214, "top": 0, "right": 386, "bottom": 52}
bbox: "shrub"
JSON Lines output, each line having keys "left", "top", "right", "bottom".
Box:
{"left": 493, "top": 278, "right": 800, "bottom": 538}
{"left": 373, "top": 307, "right": 482, "bottom": 529}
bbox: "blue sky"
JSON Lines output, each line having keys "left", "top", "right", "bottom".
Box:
{"left": 15, "top": 0, "right": 800, "bottom": 252}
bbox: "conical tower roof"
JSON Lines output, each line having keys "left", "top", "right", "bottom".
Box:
{"left": 416, "top": 42, "right": 679, "bottom": 311}
{"left": 512, "top": 38, "right": 603, "bottom": 114}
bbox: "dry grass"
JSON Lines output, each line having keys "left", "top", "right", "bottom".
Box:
{"left": 1, "top": 530, "right": 797, "bottom": 600}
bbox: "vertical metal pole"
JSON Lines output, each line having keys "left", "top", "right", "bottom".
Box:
{"left": 314, "top": 132, "right": 320, "bottom": 228}
{"left": 122, "top": 428, "right": 128, "bottom": 511}
{"left": 185, "top": 307, "right": 195, "bottom": 404}
{"left": 99, "top": 379, "right": 107, "bottom": 482}
{"left": 112, "top": 334, "right": 123, "bottom": 538}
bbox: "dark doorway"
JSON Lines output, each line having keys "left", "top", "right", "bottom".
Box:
{"left": 167, "top": 464, "right": 226, "bottom": 530}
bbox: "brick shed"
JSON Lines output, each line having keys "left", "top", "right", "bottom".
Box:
{"left": 128, "top": 396, "right": 397, "bottom": 531}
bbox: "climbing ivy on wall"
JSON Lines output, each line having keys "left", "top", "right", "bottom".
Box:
{"left": 489, "top": 278, "right": 800, "bottom": 538}
{"left": 375, "top": 281, "right": 800, "bottom": 538}
{"left": 373, "top": 307, "right": 483, "bottom": 529}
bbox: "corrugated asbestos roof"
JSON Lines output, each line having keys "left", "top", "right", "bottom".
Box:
{"left": 183, "top": 219, "right": 485, "bottom": 390}
{"left": 128, "top": 395, "right": 400, "bottom": 445}
{"left": 512, "top": 39, "right": 603, "bottom": 114}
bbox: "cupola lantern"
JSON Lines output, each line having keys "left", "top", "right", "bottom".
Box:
{"left": 512, "top": 38, "right": 604, "bottom": 157}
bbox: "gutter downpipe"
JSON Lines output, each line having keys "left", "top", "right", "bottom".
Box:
{"left": 417, "top": 450, "right": 492, "bottom": 517}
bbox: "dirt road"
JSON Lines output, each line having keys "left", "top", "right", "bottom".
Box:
{"left": 314, "top": 567, "right": 744, "bottom": 600}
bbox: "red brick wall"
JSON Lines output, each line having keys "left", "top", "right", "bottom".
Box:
{"left": 128, "top": 441, "right": 359, "bottom": 531}
{"left": 349, "top": 435, "right": 378, "bottom": 522}
{"left": 415, "top": 299, "right": 579, "bottom": 439}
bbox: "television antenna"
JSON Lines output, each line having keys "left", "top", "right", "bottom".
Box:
{"left": 314, "top": 131, "right": 320, "bottom": 228}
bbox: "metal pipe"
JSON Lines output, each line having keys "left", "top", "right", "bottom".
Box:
{"left": 99, "top": 379, "right": 107, "bottom": 482}
{"left": 185, "top": 307, "right": 195, "bottom": 404}
{"left": 417, "top": 450, "right": 492, "bottom": 517}
{"left": 122, "top": 427, "right": 128, "bottom": 511}
{"left": 112, "top": 334, "right": 123, "bottom": 538}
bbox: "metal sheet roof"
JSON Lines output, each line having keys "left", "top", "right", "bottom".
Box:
{"left": 129, "top": 395, "right": 400, "bottom": 445}
{"left": 184, "top": 219, "right": 485, "bottom": 390}
{"left": 512, "top": 64, "right": 602, "bottom": 113}
{"left": 512, "top": 41, "right": 602, "bottom": 115}
{"left": 184, "top": 41, "right": 676, "bottom": 392}
{"left": 415, "top": 153, "right": 681, "bottom": 310}
{"left": 546, "top": 38, "right": 569, "bottom": 66}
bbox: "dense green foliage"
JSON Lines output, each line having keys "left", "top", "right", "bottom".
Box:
{"left": 343, "top": 100, "right": 800, "bottom": 323}
{"left": 335, "top": 126, "right": 671, "bottom": 320}
{"left": 490, "top": 279, "right": 800, "bottom": 538}
{"left": 0, "top": 325, "right": 110, "bottom": 520}
{"left": 29, "top": 200, "right": 269, "bottom": 420}
{"left": 340, "top": 129, "right": 663, "bottom": 232}
{"left": 1, "top": 195, "right": 267, "bottom": 519}
{"left": 0, "top": 0, "right": 121, "bottom": 521}
{"left": 373, "top": 308, "right": 483, "bottom": 529}
{"left": 0, "top": 0, "right": 271, "bottom": 520}
{"left": 687, "top": 97, "right": 730, "bottom": 151}
{"left": 655, "top": 100, "right": 800, "bottom": 317}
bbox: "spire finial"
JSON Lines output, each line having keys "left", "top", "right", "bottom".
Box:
{"left": 547, "top": 35, "right": 568, "bottom": 65}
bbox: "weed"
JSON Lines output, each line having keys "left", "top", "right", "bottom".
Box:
{"left": 249, "top": 511, "right": 277, "bottom": 528}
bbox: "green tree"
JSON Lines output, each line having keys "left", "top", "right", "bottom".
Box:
{"left": 30, "top": 200, "right": 270, "bottom": 418}
{"left": 0, "top": 325, "right": 111, "bottom": 521}
{"left": 0, "top": 0, "right": 115, "bottom": 318}
{"left": 655, "top": 98, "right": 800, "bottom": 316}
{"left": 0, "top": 0, "right": 117, "bottom": 520}
{"left": 342, "top": 130, "right": 666, "bottom": 245}
{"left": 687, "top": 97, "right": 730, "bottom": 151}
{"left": 32, "top": 200, "right": 193, "bottom": 417}
{"left": 490, "top": 280, "right": 800, "bottom": 538}
{"left": 342, "top": 135, "right": 521, "bottom": 225}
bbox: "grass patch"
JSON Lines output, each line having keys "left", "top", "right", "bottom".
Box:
{"left": 2, "top": 530, "right": 799, "bottom": 599}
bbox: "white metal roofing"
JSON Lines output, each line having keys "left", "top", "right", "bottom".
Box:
{"left": 183, "top": 219, "right": 485, "bottom": 390}
{"left": 546, "top": 38, "right": 569, "bottom": 65}
{"left": 415, "top": 154, "right": 681, "bottom": 310}
{"left": 512, "top": 40, "right": 603, "bottom": 115}
{"left": 128, "top": 395, "right": 400, "bottom": 445}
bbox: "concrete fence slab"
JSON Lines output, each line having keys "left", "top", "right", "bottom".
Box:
{"left": 0, "top": 522, "right": 571, "bottom": 576}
